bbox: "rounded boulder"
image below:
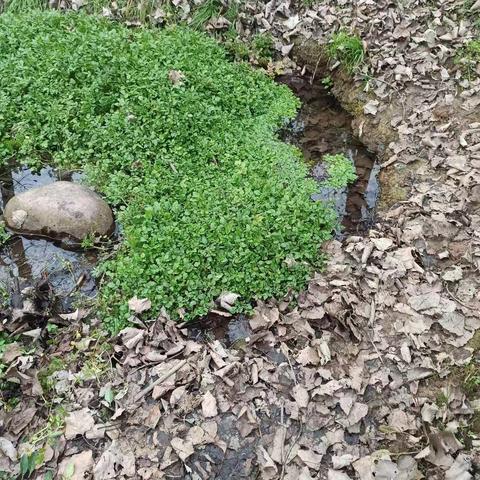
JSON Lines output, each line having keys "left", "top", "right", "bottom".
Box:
{"left": 4, "top": 181, "right": 114, "bottom": 241}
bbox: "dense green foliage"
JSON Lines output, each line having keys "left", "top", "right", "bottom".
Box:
{"left": 0, "top": 12, "right": 336, "bottom": 330}
{"left": 0, "top": 0, "right": 46, "bottom": 14}
{"left": 321, "top": 153, "right": 357, "bottom": 189}
{"left": 327, "top": 31, "right": 365, "bottom": 73}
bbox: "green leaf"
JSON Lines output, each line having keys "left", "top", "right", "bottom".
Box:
{"left": 19, "top": 454, "right": 30, "bottom": 477}
{"left": 63, "top": 462, "right": 75, "bottom": 480}
{"left": 103, "top": 387, "right": 114, "bottom": 405}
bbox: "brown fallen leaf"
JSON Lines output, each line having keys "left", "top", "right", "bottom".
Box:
{"left": 1, "top": 343, "right": 22, "bottom": 364}
{"left": 292, "top": 384, "right": 309, "bottom": 408}
{"left": 58, "top": 450, "right": 93, "bottom": 480}
{"left": 170, "top": 437, "right": 194, "bottom": 462}
{"left": 65, "top": 408, "right": 95, "bottom": 440}
{"left": 127, "top": 296, "right": 152, "bottom": 314}
{"left": 168, "top": 69, "right": 185, "bottom": 86}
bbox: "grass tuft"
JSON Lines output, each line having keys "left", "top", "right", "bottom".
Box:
{"left": 327, "top": 30, "right": 365, "bottom": 73}
{"left": 0, "top": 12, "right": 337, "bottom": 331}
{"left": 455, "top": 39, "right": 480, "bottom": 79}
{"left": 190, "top": 0, "right": 222, "bottom": 30}
{"left": 0, "top": 0, "right": 46, "bottom": 13}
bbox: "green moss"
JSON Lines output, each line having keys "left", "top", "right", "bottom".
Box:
{"left": 379, "top": 166, "right": 409, "bottom": 209}
{"left": 327, "top": 30, "right": 365, "bottom": 73}
{"left": 0, "top": 12, "right": 337, "bottom": 331}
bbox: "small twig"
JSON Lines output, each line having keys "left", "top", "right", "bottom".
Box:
{"left": 60, "top": 272, "right": 87, "bottom": 299}
{"left": 280, "top": 423, "right": 303, "bottom": 480}
{"left": 285, "top": 350, "right": 298, "bottom": 386}
{"left": 444, "top": 282, "right": 474, "bottom": 310}
{"left": 310, "top": 54, "right": 323, "bottom": 85}
{"left": 363, "top": 326, "right": 386, "bottom": 366}
{"left": 134, "top": 359, "right": 188, "bottom": 402}
{"left": 368, "top": 298, "right": 376, "bottom": 326}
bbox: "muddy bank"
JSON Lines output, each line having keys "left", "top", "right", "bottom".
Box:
{"left": 278, "top": 73, "right": 380, "bottom": 233}
{"left": 291, "top": 40, "right": 413, "bottom": 210}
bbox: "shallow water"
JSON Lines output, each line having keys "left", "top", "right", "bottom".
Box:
{"left": 0, "top": 73, "right": 379, "bottom": 316}
{"left": 0, "top": 166, "right": 98, "bottom": 303}
{"left": 278, "top": 73, "right": 380, "bottom": 233}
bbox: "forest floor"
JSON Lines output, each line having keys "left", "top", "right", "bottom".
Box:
{"left": 1, "top": 0, "right": 480, "bottom": 479}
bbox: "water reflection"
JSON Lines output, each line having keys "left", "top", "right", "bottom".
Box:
{"left": 277, "top": 74, "right": 380, "bottom": 233}
{"left": 0, "top": 165, "right": 97, "bottom": 302}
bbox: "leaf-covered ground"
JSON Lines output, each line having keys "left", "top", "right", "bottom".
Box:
{"left": 1, "top": 0, "right": 480, "bottom": 479}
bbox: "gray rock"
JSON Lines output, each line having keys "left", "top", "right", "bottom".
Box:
{"left": 4, "top": 181, "right": 114, "bottom": 241}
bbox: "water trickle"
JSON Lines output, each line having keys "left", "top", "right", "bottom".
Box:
{"left": 277, "top": 73, "right": 380, "bottom": 234}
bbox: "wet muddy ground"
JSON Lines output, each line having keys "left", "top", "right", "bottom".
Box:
{"left": 278, "top": 73, "right": 380, "bottom": 234}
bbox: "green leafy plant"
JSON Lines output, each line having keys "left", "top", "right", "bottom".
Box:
{"left": 321, "top": 75, "right": 333, "bottom": 90}
{"left": 19, "top": 450, "right": 44, "bottom": 478}
{"left": 80, "top": 233, "right": 95, "bottom": 249}
{"left": 225, "top": 27, "right": 250, "bottom": 61}
{"left": 321, "top": 153, "right": 357, "bottom": 189}
{"left": 0, "top": 12, "right": 337, "bottom": 331}
{"left": 455, "top": 40, "right": 480, "bottom": 79}
{"left": 327, "top": 30, "right": 365, "bottom": 73}
{"left": 0, "top": 221, "right": 11, "bottom": 246}
{"left": 462, "top": 0, "right": 480, "bottom": 30}
{"left": 0, "top": 332, "right": 12, "bottom": 356}
{"left": 38, "top": 357, "right": 66, "bottom": 394}
{"left": 252, "top": 32, "right": 274, "bottom": 65}
{"left": 18, "top": 409, "right": 65, "bottom": 478}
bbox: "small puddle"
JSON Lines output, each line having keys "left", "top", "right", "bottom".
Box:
{"left": 278, "top": 73, "right": 380, "bottom": 234}
{"left": 0, "top": 165, "right": 98, "bottom": 309}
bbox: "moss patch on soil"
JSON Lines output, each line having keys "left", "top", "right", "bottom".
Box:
{"left": 379, "top": 165, "right": 409, "bottom": 209}
{"left": 0, "top": 12, "right": 338, "bottom": 330}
